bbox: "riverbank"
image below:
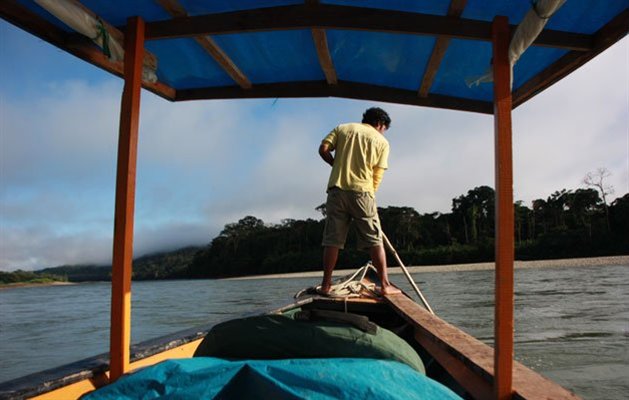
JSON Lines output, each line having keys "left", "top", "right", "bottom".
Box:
{"left": 0, "top": 281, "right": 76, "bottom": 290}
{"left": 2, "top": 255, "right": 626, "bottom": 286}
{"left": 224, "top": 255, "right": 629, "bottom": 280}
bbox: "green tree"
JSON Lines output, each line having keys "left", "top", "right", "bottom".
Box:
{"left": 514, "top": 201, "right": 532, "bottom": 244}
{"left": 220, "top": 216, "right": 266, "bottom": 252}
{"left": 379, "top": 206, "right": 421, "bottom": 251}
{"left": 546, "top": 189, "right": 571, "bottom": 229}
{"left": 452, "top": 186, "right": 495, "bottom": 244}
{"left": 531, "top": 198, "right": 546, "bottom": 235}
{"left": 583, "top": 167, "right": 614, "bottom": 232}
{"left": 565, "top": 188, "right": 601, "bottom": 237}
{"left": 609, "top": 194, "right": 629, "bottom": 237}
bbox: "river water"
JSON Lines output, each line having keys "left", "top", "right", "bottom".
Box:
{"left": 1, "top": 264, "right": 627, "bottom": 399}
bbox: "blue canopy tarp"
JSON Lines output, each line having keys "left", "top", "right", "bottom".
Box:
{"left": 4, "top": 0, "right": 627, "bottom": 113}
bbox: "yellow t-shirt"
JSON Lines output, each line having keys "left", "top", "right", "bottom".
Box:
{"left": 322, "top": 123, "right": 389, "bottom": 195}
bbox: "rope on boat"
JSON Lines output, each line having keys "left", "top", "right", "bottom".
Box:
{"left": 293, "top": 263, "right": 380, "bottom": 302}
{"left": 322, "top": 263, "right": 380, "bottom": 300}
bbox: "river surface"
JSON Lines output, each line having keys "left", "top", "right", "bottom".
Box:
{"left": 1, "top": 264, "right": 627, "bottom": 399}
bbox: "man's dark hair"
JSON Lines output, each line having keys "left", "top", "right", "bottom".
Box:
{"left": 362, "top": 107, "right": 391, "bottom": 129}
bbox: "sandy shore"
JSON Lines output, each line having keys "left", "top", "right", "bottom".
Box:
{"left": 0, "top": 281, "right": 77, "bottom": 290}
{"left": 225, "top": 255, "right": 629, "bottom": 280}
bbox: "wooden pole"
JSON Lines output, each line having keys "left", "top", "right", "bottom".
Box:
{"left": 382, "top": 233, "right": 435, "bottom": 315}
{"left": 492, "top": 16, "right": 514, "bottom": 400}
{"left": 109, "top": 16, "right": 145, "bottom": 382}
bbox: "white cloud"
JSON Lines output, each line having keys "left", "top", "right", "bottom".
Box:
{"left": 513, "top": 38, "right": 628, "bottom": 205}
{"left": 1, "top": 36, "right": 626, "bottom": 271}
{"left": 378, "top": 105, "right": 494, "bottom": 213}
{"left": 0, "top": 80, "right": 120, "bottom": 189}
{"left": 0, "top": 225, "right": 112, "bottom": 269}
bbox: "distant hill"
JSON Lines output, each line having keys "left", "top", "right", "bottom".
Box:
{"left": 34, "top": 246, "right": 203, "bottom": 282}
{"left": 36, "top": 264, "right": 110, "bottom": 282}
{"left": 131, "top": 246, "right": 203, "bottom": 280}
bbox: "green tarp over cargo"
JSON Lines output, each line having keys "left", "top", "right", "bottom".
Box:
{"left": 194, "top": 313, "right": 425, "bottom": 373}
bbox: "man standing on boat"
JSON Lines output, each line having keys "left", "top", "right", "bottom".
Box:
{"left": 318, "top": 107, "right": 400, "bottom": 296}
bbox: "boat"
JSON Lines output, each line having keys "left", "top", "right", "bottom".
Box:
{"left": 0, "top": 0, "right": 626, "bottom": 399}
{"left": 0, "top": 265, "right": 579, "bottom": 399}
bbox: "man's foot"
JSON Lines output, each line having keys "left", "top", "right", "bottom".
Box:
{"left": 317, "top": 284, "right": 331, "bottom": 296}
{"left": 381, "top": 285, "right": 402, "bottom": 295}
{"left": 315, "top": 286, "right": 330, "bottom": 296}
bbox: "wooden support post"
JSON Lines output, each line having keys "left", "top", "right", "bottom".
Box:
{"left": 492, "top": 16, "right": 514, "bottom": 400}
{"left": 109, "top": 16, "right": 145, "bottom": 382}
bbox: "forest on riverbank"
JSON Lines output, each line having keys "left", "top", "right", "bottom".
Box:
{"left": 4, "top": 184, "right": 628, "bottom": 283}
{"left": 186, "top": 186, "right": 629, "bottom": 278}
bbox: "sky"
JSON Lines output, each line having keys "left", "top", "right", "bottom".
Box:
{"left": 0, "top": 20, "right": 627, "bottom": 272}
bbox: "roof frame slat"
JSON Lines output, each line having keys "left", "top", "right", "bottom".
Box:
{"left": 155, "top": 0, "right": 252, "bottom": 89}
{"left": 4, "top": 0, "right": 624, "bottom": 113}
{"left": 0, "top": 0, "right": 176, "bottom": 100}
{"left": 144, "top": 4, "right": 594, "bottom": 52}
{"left": 513, "top": 8, "right": 629, "bottom": 108}
{"left": 175, "top": 80, "right": 493, "bottom": 114}
{"left": 311, "top": 28, "right": 337, "bottom": 85}
{"left": 307, "top": 0, "right": 337, "bottom": 85}
{"left": 418, "top": 0, "right": 467, "bottom": 98}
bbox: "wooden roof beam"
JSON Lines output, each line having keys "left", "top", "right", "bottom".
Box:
{"left": 513, "top": 9, "right": 629, "bottom": 108}
{"left": 144, "top": 4, "right": 594, "bottom": 52}
{"left": 36, "top": 0, "right": 159, "bottom": 73}
{"left": 155, "top": 0, "right": 252, "bottom": 89}
{"left": 307, "top": 0, "right": 337, "bottom": 85}
{"left": 175, "top": 80, "right": 493, "bottom": 114}
{"left": 418, "top": 0, "right": 467, "bottom": 98}
{"left": 0, "top": 0, "right": 175, "bottom": 100}
{"left": 311, "top": 28, "right": 337, "bottom": 85}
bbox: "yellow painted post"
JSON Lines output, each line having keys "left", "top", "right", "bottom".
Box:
{"left": 492, "top": 15, "right": 515, "bottom": 400}
{"left": 109, "top": 16, "right": 145, "bottom": 382}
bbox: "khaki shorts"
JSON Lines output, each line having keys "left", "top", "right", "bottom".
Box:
{"left": 322, "top": 188, "right": 383, "bottom": 250}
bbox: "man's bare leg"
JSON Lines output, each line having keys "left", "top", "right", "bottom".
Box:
{"left": 321, "top": 246, "right": 339, "bottom": 293}
{"left": 370, "top": 244, "right": 401, "bottom": 295}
